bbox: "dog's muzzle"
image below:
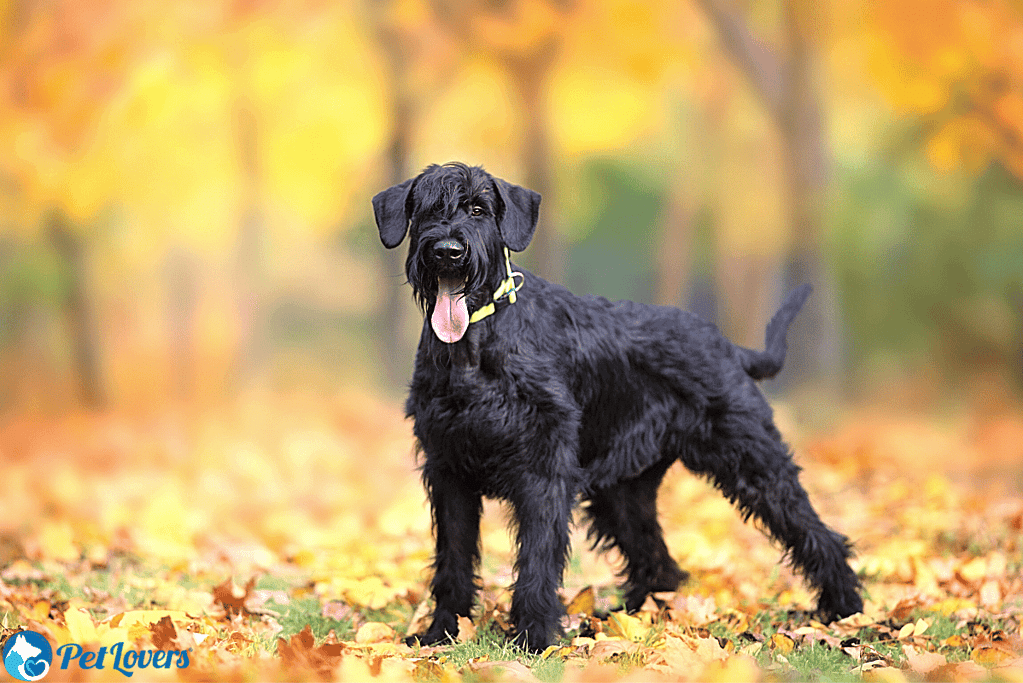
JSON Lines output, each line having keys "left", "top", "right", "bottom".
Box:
{"left": 430, "top": 238, "right": 470, "bottom": 344}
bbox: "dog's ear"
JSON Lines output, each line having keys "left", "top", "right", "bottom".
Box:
{"left": 494, "top": 178, "right": 541, "bottom": 252}
{"left": 373, "top": 178, "right": 414, "bottom": 249}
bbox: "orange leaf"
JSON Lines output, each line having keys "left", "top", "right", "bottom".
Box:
{"left": 565, "top": 586, "right": 595, "bottom": 616}
{"left": 149, "top": 616, "right": 178, "bottom": 650}
{"left": 277, "top": 625, "right": 344, "bottom": 677}
{"left": 455, "top": 616, "right": 476, "bottom": 643}
{"left": 212, "top": 577, "right": 256, "bottom": 617}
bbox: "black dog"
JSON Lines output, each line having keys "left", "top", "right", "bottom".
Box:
{"left": 374, "top": 163, "right": 862, "bottom": 652}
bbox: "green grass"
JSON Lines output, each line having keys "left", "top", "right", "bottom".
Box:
{"left": 267, "top": 596, "right": 356, "bottom": 647}
{"left": 410, "top": 624, "right": 566, "bottom": 682}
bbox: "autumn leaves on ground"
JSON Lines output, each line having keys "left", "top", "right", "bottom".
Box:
{"left": 1, "top": 390, "right": 1021, "bottom": 682}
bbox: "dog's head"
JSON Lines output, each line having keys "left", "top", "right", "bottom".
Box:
{"left": 373, "top": 163, "right": 540, "bottom": 343}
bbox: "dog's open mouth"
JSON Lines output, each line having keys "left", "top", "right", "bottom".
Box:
{"left": 432, "top": 277, "right": 469, "bottom": 343}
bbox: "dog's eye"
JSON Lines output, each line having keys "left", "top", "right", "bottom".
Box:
{"left": 470, "top": 205, "right": 483, "bottom": 217}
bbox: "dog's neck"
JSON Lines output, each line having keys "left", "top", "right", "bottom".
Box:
{"left": 468, "top": 247, "right": 523, "bottom": 325}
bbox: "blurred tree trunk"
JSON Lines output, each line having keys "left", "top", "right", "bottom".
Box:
{"left": 163, "top": 246, "right": 199, "bottom": 402}
{"left": 231, "top": 96, "right": 269, "bottom": 388}
{"left": 655, "top": 179, "right": 698, "bottom": 308}
{"left": 372, "top": 2, "right": 418, "bottom": 389}
{"left": 48, "top": 211, "right": 106, "bottom": 408}
{"left": 695, "top": 0, "right": 842, "bottom": 386}
{"left": 505, "top": 46, "right": 563, "bottom": 283}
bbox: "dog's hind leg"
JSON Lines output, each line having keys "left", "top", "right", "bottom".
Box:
{"left": 685, "top": 402, "right": 863, "bottom": 621}
{"left": 583, "top": 458, "right": 689, "bottom": 612}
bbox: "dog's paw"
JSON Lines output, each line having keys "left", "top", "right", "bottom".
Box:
{"left": 408, "top": 614, "right": 460, "bottom": 648}
{"left": 816, "top": 587, "right": 864, "bottom": 622}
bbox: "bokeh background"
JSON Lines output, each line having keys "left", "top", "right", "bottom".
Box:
{"left": 2, "top": 0, "right": 1023, "bottom": 412}
{"left": 1, "top": 0, "right": 1022, "bottom": 649}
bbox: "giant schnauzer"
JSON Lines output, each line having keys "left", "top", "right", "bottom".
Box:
{"left": 374, "top": 162, "right": 863, "bottom": 652}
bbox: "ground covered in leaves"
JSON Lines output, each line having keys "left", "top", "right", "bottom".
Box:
{"left": 1, "top": 389, "right": 1021, "bottom": 681}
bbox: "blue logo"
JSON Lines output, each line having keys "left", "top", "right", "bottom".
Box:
{"left": 3, "top": 630, "right": 53, "bottom": 681}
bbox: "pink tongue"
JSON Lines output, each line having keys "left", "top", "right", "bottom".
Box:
{"left": 431, "top": 278, "right": 469, "bottom": 343}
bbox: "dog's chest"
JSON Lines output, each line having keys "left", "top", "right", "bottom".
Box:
{"left": 408, "top": 354, "right": 575, "bottom": 493}
{"left": 411, "top": 391, "right": 523, "bottom": 490}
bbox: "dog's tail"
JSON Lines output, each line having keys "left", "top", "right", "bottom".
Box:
{"left": 739, "top": 284, "right": 812, "bottom": 381}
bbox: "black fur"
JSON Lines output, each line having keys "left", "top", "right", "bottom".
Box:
{"left": 374, "top": 162, "right": 862, "bottom": 652}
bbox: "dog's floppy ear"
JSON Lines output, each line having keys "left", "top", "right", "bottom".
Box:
{"left": 494, "top": 178, "right": 541, "bottom": 252}
{"left": 373, "top": 178, "right": 414, "bottom": 249}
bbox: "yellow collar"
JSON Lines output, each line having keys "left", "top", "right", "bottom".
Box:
{"left": 468, "top": 247, "right": 523, "bottom": 324}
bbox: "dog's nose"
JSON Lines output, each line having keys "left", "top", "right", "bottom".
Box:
{"left": 433, "top": 238, "right": 465, "bottom": 263}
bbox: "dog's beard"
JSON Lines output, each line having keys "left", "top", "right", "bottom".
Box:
{"left": 432, "top": 277, "right": 469, "bottom": 343}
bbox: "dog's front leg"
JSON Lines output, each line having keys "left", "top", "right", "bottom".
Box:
{"left": 415, "top": 468, "right": 482, "bottom": 647}
{"left": 508, "top": 472, "right": 574, "bottom": 652}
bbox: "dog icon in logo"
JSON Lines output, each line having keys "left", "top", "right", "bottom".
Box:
{"left": 3, "top": 630, "right": 52, "bottom": 681}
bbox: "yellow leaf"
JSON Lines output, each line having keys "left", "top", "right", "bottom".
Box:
{"left": 38, "top": 520, "right": 78, "bottom": 563}
{"left": 109, "top": 610, "right": 191, "bottom": 630}
{"left": 606, "top": 611, "right": 648, "bottom": 642}
{"left": 29, "top": 601, "right": 50, "bottom": 622}
{"left": 354, "top": 621, "right": 394, "bottom": 644}
{"left": 897, "top": 623, "right": 915, "bottom": 640}
{"left": 943, "top": 635, "right": 966, "bottom": 647}
{"left": 64, "top": 607, "right": 98, "bottom": 644}
{"left": 770, "top": 633, "right": 795, "bottom": 654}
{"left": 971, "top": 646, "right": 1013, "bottom": 667}
{"left": 931, "top": 598, "right": 976, "bottom": 615}
{"left": 958, "top": 557, "right": 988, "bottom": 583}
{"left": 864, "top": 666, "right": 909, "bottom": 683}
{"left": 702, "top": 655, "right": 760, "bottom": 682}
{"left": 63, "top": 607, "right": 131, "bottom": 648}
{"left": 541, "top": 645, "right": 570, "bottom": 659}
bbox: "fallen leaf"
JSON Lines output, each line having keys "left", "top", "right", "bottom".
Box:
{"left": 972, "top": 645, "right": 1014, "bottom": 667}
{"left": 979, "top": 580, "right": 1001, "bottom": 607}
{"left": 770, "top": 633, "right": 795, "bottom": 654}
{"left": 702, "top": 655, "right": 760, "bottom": 682}
{"left": 456, "top": 615, "right": 476, "bottom": 643}
{"left": 863, "top": 666, "right": 908, "bottom": 682}
{"left": 668, "top": 594, "right": 718, "bottom": 626}
{"left": 588, "top": 638, "right": 636, "bottom": 663}
{"left": 928, "top": 660, "right": 988, "bottom": 681}
{"left": 833, "top": 612, "right": 874, "bottom": 634}
{"left": 958, "top": 557, "right": 987, "bottom": 584}
{"left": 413, "top": 659, "right": 447, "bottom": 681}
{"left": 321, "top": 600, "right": 352, "bottom": 622}
{"left": 466, "top": 659, "right": 537, "bottom": 681}
{"left": 354, "top": 621, "right": 394, "bottom": 644}
{"left": 565, "top": 586, "right": 595, "bottom": 616}
{"left": 149, "top": 615, "right": 178, "bottom": 650}
{"left": 277, "top": 624, "right": 344, "bottom": 677}
{"left": 606, "top": 611, "right": 648, "bottom": 642}
{"left": 212, "top": 577, "right": 256, "bottom": 617}
{"left": 902, "top": 644, "right": 946, "bottom": 674}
